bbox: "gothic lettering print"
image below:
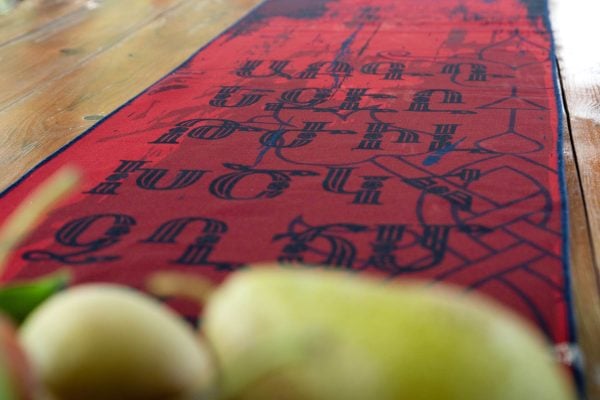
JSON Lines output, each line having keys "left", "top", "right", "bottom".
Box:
{"left": 0, "top": 0, "right": 571, "bottom": 350}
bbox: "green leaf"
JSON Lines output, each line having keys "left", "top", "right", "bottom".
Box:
{"left": 0, "top": 271, "right": 71, "bottom": 324}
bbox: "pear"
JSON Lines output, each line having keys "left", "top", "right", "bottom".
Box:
{"left": 201, "top": 267, "right": 576, "bottom": 400}
{"left": 19, "top": 284, "right": 217, "bottom": 400}
{"left": 0, "top": 314, "right": 38, "bottom": 400}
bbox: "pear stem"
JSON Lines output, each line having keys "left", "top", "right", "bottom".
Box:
{"left": 146, "top": 271, "right": 216, "bottom": 305}
{"left": 0, "top": 166, "right": 80, "bottom": 280}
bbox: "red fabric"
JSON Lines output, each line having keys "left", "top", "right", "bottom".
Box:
{"left": 0, "top": 0, "right": 570, "bottom": 344}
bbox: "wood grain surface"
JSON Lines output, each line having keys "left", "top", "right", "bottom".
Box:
{"left": 0, "top": 0, "right": 261, "bottom": 191}
{"left": 552, "top": 0, "right": 600, "bottom": 397}
{"left": 0, "top": 0, "right": 598, "bottom": 398}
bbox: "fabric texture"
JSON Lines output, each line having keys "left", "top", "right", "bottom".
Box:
{"left": 0, "top": 0, "right": 572, "bottom": 348}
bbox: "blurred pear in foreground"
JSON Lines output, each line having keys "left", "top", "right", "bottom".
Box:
{"left": 203, "top": 267, "right": 576, "bottom": 400}
{"left": 20, "top": 284, "right": 216, "bottom": 400}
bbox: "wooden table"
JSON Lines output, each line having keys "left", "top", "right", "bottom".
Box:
{"left": 1, "top": 0, "right": 598, "bottom": 397}
{"left": 553, "top": 0, "right": 600, "bottom": 397}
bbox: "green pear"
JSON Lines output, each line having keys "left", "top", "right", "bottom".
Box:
{"left": 202, "top": 267, "right": 576, "bottom": 400}
{"left": 19, "top": 284, "right": 217, "bottom": 400}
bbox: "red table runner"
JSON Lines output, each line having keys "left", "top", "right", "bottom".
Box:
{"left": 1, "top": 0, "right": 575, "bottom": 366}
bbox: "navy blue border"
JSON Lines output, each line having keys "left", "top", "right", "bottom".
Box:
{"left": 0, "top": 0, "right": 268, "bottom": 199}
{"left": 543, "top": 0, "right": 586, "bottom": 397}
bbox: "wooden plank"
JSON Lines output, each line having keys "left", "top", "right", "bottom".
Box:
{"left": 552, "top": 0, "right": 600, "bottom": 397}
{"left": 0, "top": 0, "right": 86, "bottom": 45}
{"left": 0, "top": 0, "right": 261, "bottom": 192}
{"left": 562, "top": 114, "right": 600, "bottom": 399}
{"left": 552, "top": 0, "right": 600, "bottom": 267}
{"left": 0, "top": 0, "right": 191, "bottom": 110}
